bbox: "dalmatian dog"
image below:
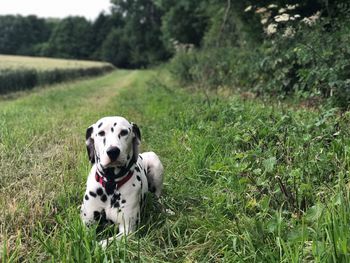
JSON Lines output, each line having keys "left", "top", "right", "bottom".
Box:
{"left": 80, "top": 116, "right": 164, "bottom": 246}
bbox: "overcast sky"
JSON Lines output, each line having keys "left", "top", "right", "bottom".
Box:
{"left": 0, "top": 0, "right": 112, "bottom": 21}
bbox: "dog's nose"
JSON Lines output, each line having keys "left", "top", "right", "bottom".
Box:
{"left": 106, "top": 147, "right": 120, "bottom": 161}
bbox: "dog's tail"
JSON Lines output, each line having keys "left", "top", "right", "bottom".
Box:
{"left": 140, "top": 152, "right": 164, "bottom": 197}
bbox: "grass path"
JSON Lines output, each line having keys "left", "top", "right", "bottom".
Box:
{"left": 1, "top": 69, "right": 350, "bottom": 262}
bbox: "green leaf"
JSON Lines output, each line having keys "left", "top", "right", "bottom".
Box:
{"left": 263, "top": 157, "right": 277, "bottom": 173}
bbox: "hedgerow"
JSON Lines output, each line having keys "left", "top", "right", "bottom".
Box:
{"left": 0, "top": 65, "right": 114, "bottom": 94}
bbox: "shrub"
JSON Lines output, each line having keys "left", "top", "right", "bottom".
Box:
{"left": 171, "top": 3, "right": 350, "bottom": 108}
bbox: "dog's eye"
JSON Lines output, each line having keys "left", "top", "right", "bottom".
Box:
{"left": 120, "top": 129, "right": 129, "bottom": 137}
{"left": 98, "top": 131, "right": 105, "bottom": 137}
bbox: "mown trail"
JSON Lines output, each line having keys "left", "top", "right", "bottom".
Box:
{"left": 1, "top": 69, "right": 350, "bottom": 262}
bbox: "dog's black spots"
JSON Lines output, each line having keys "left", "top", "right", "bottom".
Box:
{"left": 89, "top": 191, "right": 97, "bottom": 197}
{"left": 133, "top": 183, "right": 135, "bottom": 187}
{"left": 121, "top": 199, "right": 126, "bottom": 204}
{"left": 139, "top": 155, "right": 143, "bottom": 160}
{"left": 96, "top": 187, "right": 103, "bottom": 196}
{"left": 98, "top": 122, "right": 103, "bottom": 128}
{"left": 137, "top": 175, "right": 141, "bottom": 181}
{"left": 101, "top": 194, "right": 107, "bottom": 202}
{"left": 105, "top": 183, "right": 115, "bottom": 195}
{"left": 135, "top": 166, "right": 140, "bottom": 172}
{"left": 111, "top": 127, "right": 114, "bottom": 133}
{"left": 114, "top": 202, "right": 120, "bottom": 208}
{"left": 93, "top": 211, "right": 100, "bottom": 221}
{"left": 114, "top": 122, "right": 117, "bottom": 126}
{"left": 144, "top": 169, "right": 147, "bottom": 175}
{"left": 118, "top": 209, "right": 121, "bottom": 213}
{"left": 136, "top": 219, "right": 139, "bottom": 225}
{"left": 84, "top": 213, "right": 86, "bottom": 216}
{"left": 118, "top": 134, "right": 121, "bottom": 139}
{"left": 85, "top": 194, "right": 89, "bottom": 200}
{"left": 110, "top": 194, "right": 119, "bottom": 206}
{"left": 103, "top": 138, "right": 106, "bottom": 145}
{"left": 127, "top": 154, "right": 130, "bottom": 160}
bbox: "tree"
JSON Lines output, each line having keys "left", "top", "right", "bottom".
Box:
{"left": 0, "top": 15, "right": 51, "bottom": 55}
{"left": 44, "top": 16, "right": 93, "bottom": 59}
{"left": 158, "top": 0, "right": 209, "bottom": 52}
{"left": 108, "top": 0, "right": 170, "bottom": 67}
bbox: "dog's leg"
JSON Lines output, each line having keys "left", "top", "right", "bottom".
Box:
{"left": 99, "top": 213, "right": 138, "bottom": 248}
{"left": 141, "top": 152, "right": 164, "bottom": 197}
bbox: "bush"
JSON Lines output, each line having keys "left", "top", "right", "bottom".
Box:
{"left": 171, "top": 4, "right": 350, "bottom": 109}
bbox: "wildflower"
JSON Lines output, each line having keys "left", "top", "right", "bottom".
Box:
{"left": 286, "top": 4, "right": 298, "bottom": 10}
{"left": 266, "top": 23, "right": 277, "bottom": 35}
{"left": 256, "top": 7, "right": 267, "bottom": 14}
{"left": 309, "top": 11, "right": 321, "bottom": 21}
{"left": 282, "top": 26, "right": 296, "bottom": 38}
{"left": 275, "top": 13, "right": 290, "bottom": 22}
{"left": 268, "top": 4, "right": 278, "bottom": 9}
{"left": 244, "top": 5, "right": 252, "bottom": 12}
{"left": 278, "top": 8, "right": 286, "bottom": 13}
{"left": 261, "top": 18, "right": 268, "bottom": 25}
{"left": 302, "top": 11, "right": 321, "bottom": 26}
{"left": 294, "top": 14, "right": 301, "bottom": 18}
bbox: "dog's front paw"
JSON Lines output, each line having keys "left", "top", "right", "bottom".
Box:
{"left": 99, "top": 239, "right": 110, "bottom": 249}
{"left": 99, "top": 233, "right": 124, "bottom": 249}
{"left": 99, "top": 239, "right": 108, "bottom": 249}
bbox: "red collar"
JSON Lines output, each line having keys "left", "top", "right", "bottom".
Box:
{"left": 95, "top": 170, "right": 134, "bottom": 191}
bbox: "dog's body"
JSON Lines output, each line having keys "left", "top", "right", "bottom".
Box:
{"left": 80, "top": 116, "right": 163, "bottom": 245}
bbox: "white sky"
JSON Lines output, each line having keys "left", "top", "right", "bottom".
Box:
{"left": 0, "top": 0, "right": 112, "bottom": 21}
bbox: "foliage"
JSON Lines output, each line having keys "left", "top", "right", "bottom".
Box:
{"left": 43, "top": 17, "right": 93, "bottom": 59}
{"left": 158, "top": 0, "right": 209, "bottom": 52}
{"left": 0, "top": 15, "right": 52, "bottom": 55}
{"left": 171, "top": 2, "right": 350, "bottom": 108}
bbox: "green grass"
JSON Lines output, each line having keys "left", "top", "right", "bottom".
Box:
{"left": 1, "top": 69, "right": 350, "bottom": 262}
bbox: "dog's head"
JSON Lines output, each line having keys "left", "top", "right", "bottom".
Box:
{"left": 85, "top": 116, "right": 141, "bottom": 169}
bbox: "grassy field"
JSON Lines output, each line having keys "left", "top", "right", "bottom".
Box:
{"left": 1, "top": 69, "right": 350, "bottom": 262}
{"left": 0, "top": 55, "right": 114, "bottom": 94}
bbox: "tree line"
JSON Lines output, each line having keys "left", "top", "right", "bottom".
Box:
{"left": 0, "top": 0, "right": 348, "bottom": 69}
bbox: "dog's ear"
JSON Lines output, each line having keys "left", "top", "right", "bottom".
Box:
{"left": 86, "top": 125, "right": 95, "bottom": 163}
{"left": 132, "top": 123, "right": 141, "bottom": 158}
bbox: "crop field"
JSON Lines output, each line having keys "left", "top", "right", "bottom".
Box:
{"left": 0, "top": 55, "right": 114, "bottom": 94}
{"left": 0, "top": 55, "right": 113, "bottom": 71}
{"left": 1, "top": 70, "right": 350, "bottom": 262}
